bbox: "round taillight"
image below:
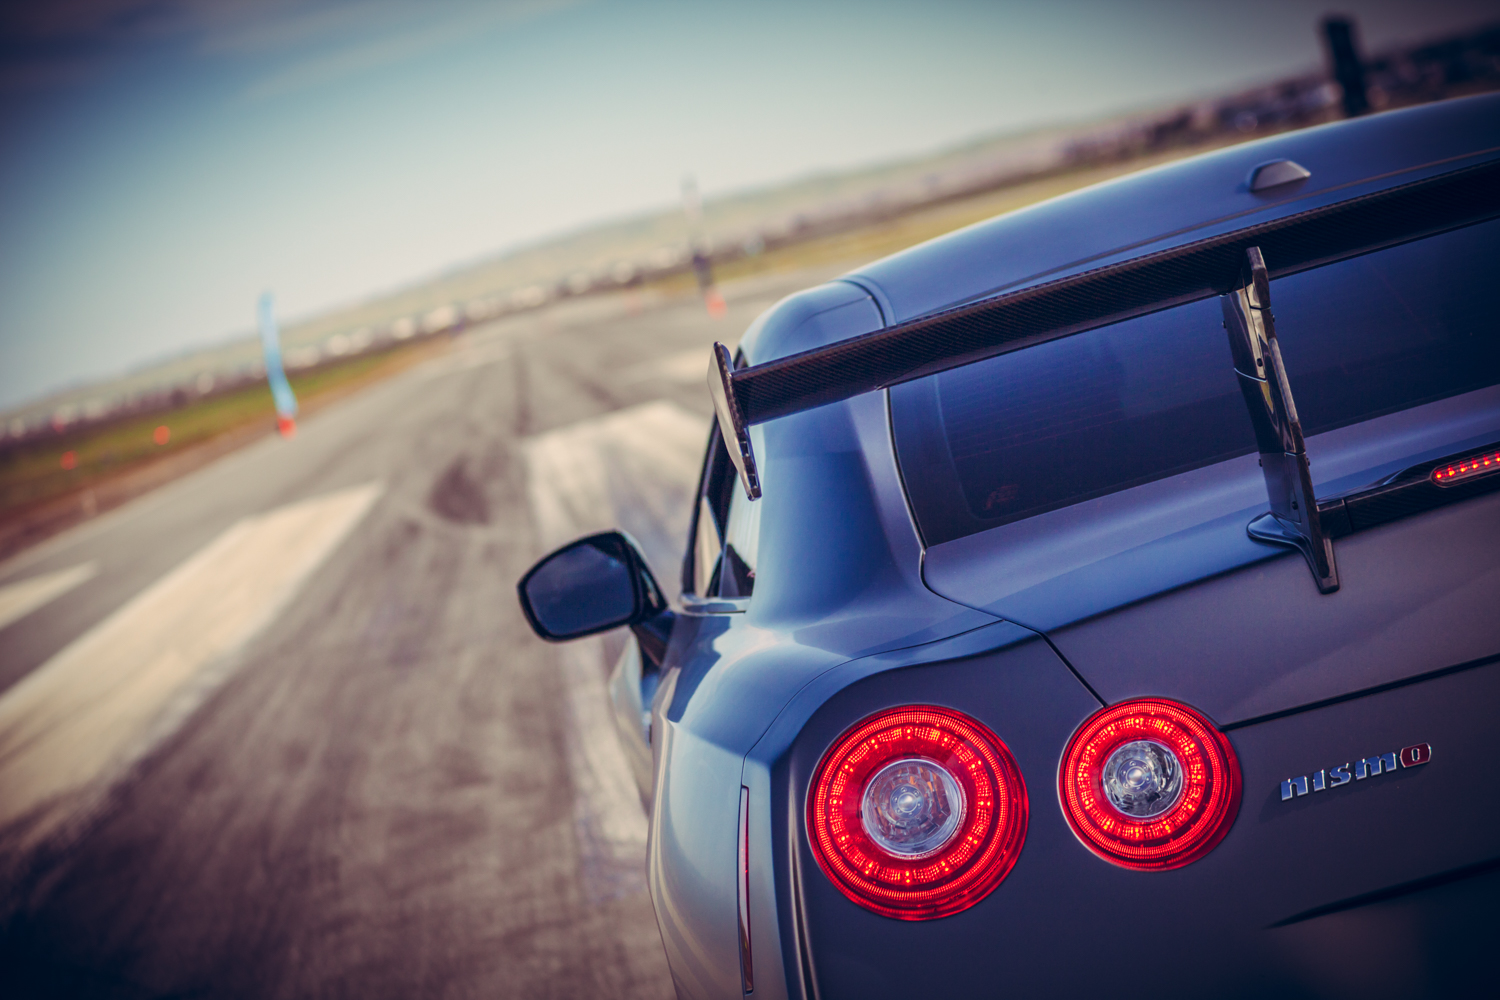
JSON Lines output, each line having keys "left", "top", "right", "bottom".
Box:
{"left": 1058, "top": 698, "right": 1240, "bottom": 871}
{"left": 807, "top": 705, "right": 1028, "bottom": 920}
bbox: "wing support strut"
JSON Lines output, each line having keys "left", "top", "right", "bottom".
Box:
{"left": 709, "top": 342, "right": 762, "bottom": 500}
{"left": 704, "top": 160, "right": 1500, "bottom": 505}
{"left": 1222, "top": 247, "right": 1339, "bottom": 593}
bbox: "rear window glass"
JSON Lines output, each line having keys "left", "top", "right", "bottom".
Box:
{"left": 892, "top": 217, "right": 1500, "bottom": 546}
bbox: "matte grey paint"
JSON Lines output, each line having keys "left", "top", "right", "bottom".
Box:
{"left": 632, "top": 96, "right": 1500, "bottom": 999}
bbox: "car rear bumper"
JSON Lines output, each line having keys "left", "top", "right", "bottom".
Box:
{"left": 784, "top": 650, "right": 1500, "bottom": 999}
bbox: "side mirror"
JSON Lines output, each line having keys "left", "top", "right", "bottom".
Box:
{"left": 517, "top": 530, "right": 669, "bottom": 648}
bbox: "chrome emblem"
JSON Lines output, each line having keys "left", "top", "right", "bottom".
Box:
{"left": 1281, "top": 743, "right": 1431, "bottom": 801}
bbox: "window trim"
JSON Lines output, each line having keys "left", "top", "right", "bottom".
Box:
{"left": 681, "top": 420, "right": 745, "bottom": 606}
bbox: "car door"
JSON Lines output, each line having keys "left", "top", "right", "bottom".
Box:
{"left": 608, "top": 419, "right": 760, "bottom": 807}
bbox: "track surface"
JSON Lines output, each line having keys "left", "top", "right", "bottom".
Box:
{"left": 0, "top": 270, "right": 834, "bottom": 999}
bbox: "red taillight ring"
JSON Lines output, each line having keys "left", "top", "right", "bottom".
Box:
{"left": 1058, "top": 698, "right": 1240, "bottom": 871}
{"left": 807, "top": 705, "right": 1028, "bottom": 920}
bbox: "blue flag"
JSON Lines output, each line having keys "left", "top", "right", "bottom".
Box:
{"left": 258, "top": 292, "right": 298, "bottom": 432}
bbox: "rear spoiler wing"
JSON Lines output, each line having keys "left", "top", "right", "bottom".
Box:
{"left": 709, "top": 157, "right": 1500, "bottom": 503}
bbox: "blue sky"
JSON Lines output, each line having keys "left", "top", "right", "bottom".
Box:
{"left": 1, "top": 0, "right": 1495, "bottom": 410}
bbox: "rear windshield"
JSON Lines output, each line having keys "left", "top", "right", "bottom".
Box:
{"left": 891, "top": 217, "right": 1500, "bottom": 546}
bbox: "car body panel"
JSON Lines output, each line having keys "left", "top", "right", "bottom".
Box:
{"left": 783, "top": 656, "right": 1500, "bottom": 998}
{"left": 597, "top": 96, "right": 1500, "bottom": 999}
{"left": 738, "top": 280, "right": 886, "bottom": 364}
{"left": 648, "top": 674, "right": 747, "bottom": 1000}
{"left": 920, "top": 383, "right": 1500, "bottom": 722}
{"left": 744, "top": 620, "right": 1099, "bottom": 1000}
{"left": 1049, "top": 488, "right": 1500, "bottom": 724}
{"left": 643, "top": 386, "right": 1002, "bottom": 996}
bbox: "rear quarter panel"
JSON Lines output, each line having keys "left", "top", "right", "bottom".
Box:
{"left": 769, "top": 647, "right": 1500, "bottom": 998}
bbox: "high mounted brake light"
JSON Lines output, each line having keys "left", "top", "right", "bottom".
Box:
{"left": 1432, "top": 448, "right": 1500, "bottom": 486}
{"left": 807, "top": 706, "right": 1027, "bottom": 920}
{"left": 1059, "top": 699, "right": 1240, "bottom": 871}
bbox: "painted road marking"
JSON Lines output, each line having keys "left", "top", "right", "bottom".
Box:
{"left": 619, "top": 347, "right": 711, "bottom": 386}
{"left": 0, "top": 563, "right": 98, "bottom": 633}
{"left": 524, "top": 399, "right": 705, "bottom": 580}
{"left": 0, "top": 483, "right": 382, "bottom": 863}
{"left": 414, "top": 338, "right": 511, "bottom": 382}
{"left": 522, "top": 400, "right": 705, "bottom": 900}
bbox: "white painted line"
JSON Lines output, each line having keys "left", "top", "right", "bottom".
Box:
{"left": 0, "top": 563, "right": 98, "bottom": 633}
{"left": 619, "top": 347, "right": 710, "bottom": 386}
{"left": 524, "top": 399, "right": 705, "bottom": 576}
{"left": 413, "top": 340, "right": 511, "bottom": 382}
{"left": 522, "top": 400, "right": 706, "bottom": 899}
{"left": 0, "top": 482, "right": 382, "bottom": 859}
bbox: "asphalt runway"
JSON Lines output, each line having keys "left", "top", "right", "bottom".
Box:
{"left": 0, "top": 268, "right": 838, "bottom": 999}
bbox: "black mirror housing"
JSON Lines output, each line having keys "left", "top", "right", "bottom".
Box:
{"left": 517, "top": 531, "right": 669, "bottom": 646}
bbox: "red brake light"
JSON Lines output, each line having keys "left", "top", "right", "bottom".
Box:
{"left": 807, "top": 705, "right": 1028, "bottom": 920}
{"left": 1058, "top": 698, "right": 1240, "bottom": 871}
{"left": 1432, "top": 448, "right": 1500, "bottom": 486}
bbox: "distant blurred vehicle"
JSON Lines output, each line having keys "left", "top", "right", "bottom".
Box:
{"left": 519, "top": 93, "right": 1500, "bottom": 998}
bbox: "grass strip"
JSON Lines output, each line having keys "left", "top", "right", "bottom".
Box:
{"left": 1, "top": 339, "right": 446, "bottom": 525}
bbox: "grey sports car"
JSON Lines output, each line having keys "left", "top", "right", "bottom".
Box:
{"left": 519, "top": 92, "right": 1500, "bottom": 998}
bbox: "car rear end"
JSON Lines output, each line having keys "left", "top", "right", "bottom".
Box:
{"left": 754, "top": 103, "right": 1500, "bottom": 998}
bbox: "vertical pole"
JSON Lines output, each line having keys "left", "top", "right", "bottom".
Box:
{"left": 682, "top": 175, "right": 726, "bottom": 318}
{"left": 1322, "top": 16, "right": 1369, "bottom": 118}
